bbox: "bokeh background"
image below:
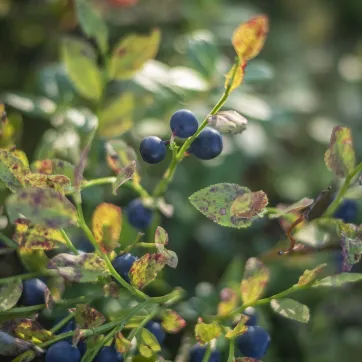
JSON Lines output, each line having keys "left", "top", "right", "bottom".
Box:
{"left": 1, "top": 0, "right": 362, "bottom": 361}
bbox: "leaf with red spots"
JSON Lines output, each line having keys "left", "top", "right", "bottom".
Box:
{"left": 112, "top": 161, "right": 136, "bottom": 195}
{"left": 324, "top": 126, "right": 355, "bottom": 178}
{"left": 115, "top": 332, "right": 132, "bottom": 354}
{"left": 154, "top": 226, "right": 178, "bottom": 268}
{"left": 109, "top": 29, "right": 161, "bottom": 80}
{"left": 296, "top": 264, "right": 327, "bottom": 287}
{"left": 0, "top": 278, "right": 23, "bottom": 312}
{"left": 232, "top": 15, "right": 269, "bottom": 61}
{"left": 269, "top": 198, "right": 314, "bottom": 219}
{"left": 189, "top": 183, "right": 268, "bottom": 229}
{"left": 31, "top": 159, "right": 77, "bottom": 184}
{"left": 75, "top": 304, "right": 105, "bottom": 329}
{"left": 195, "top": 321, "right": 222, "bottom": 345}
{"left": 217, "top": 288, "right": 238, "bottom": 317}
{"left": 21, "top": 174, "right": 71, "bottom": 193}
{"left": 13, "top": 219, "right": 66, "bottom": 250}
{"left": 47, "top": 253, "right": 108, "bottom": 283}
{"left": 225, "top": 315, "right": 248, "bottom": 339}
{"left": 241, "top": 258, "right": 269, "bottom": 304}
{"left": 92, "top": 203, "right": 122, "bottom": 252}
{"left": 11, "top": 150, "right": 29, "bottom": 168}
{"left": 6, "top": 187, "right": 78, "bottom": 229}
{"left": 224, "top": 60, "right": 247, "bottom": 92}
{"left": 161, "top": 309, "right": 186, "bottom": 334}
{"left": 129, "top": 253, "right": 167, "bottom": 289}
{"left": 14, "top": 319, "right": 53, "bottom": 343}
{"left": 0, "top": 149, "right": 30, "bottom": 192}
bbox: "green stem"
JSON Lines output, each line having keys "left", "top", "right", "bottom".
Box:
{"left": 50, "top": 312, "right": 75, "bottom": 334}
{"left": 76, "top": 202, "right": 149, "bottom": 301}
{"left": 39, "top": 300, "right": 151, "bottom": 349}
{"left": 324, "top": 161, "right": 362, "bottom": 217}
{"left": 227, "top": 338, "right": 235, "bottom": 362}
{"left": 1, "top": 304, "right": 45, "bottom": 315}
{"left": 60, "top": 229, "right": 79, "bottom": 255}
{"left": 150, "top": 287, "right": 185, "bottom": 304}
{"left": 0, "top": 231, "right": 17, "bottom": 248}
{"left": 0, "top": 271, "right": 55, "bottom": 285}
{"left": 201, "top": 344, "right": 212, "bottom": 362}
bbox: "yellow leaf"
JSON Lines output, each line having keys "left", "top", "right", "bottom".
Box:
{"left": 224, "top": 60, "right": 247, "bottom": 92}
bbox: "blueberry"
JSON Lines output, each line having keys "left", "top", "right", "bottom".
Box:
{"left": 45, "top": 341, "right": 81, "bottom": 362}
{"left": 55, "top": 319, "right": 75, "bottom": 342}
{"left": 170, "top": 109, "right": 198, "bottom": 138}
{"left": 236, "top": 325, "right": 271, "bottom": 359}
{"left": 112, "top": 253, "right": 138, "bottom": 283}
{"left": 243, "top": 307, "right": 257, "bottom": 326}
{"left": 78, "top": 340, "right": 86, "bottom": 356}
{"left": 145, "top": 321, "right": 166, "bottom": 344}
{"left": 127, "top": 199, "right": 153, "bottom": 230}
{"left": 189, "top": 127, "right": 223, "bottom": 160}
{"left": 333, "top": 199, "right": 358, "bottom": 223}
{"left": 189, "top": 344, "right": 221, "bottom": 362}
{"left": 140, "top": 136, "right": 166, "bottom": 164}
{"left": 20, "top": 278, "right": 46, "bottom": 306}
{"left": 94, "top": 346, "right": 124, "bottom": 362}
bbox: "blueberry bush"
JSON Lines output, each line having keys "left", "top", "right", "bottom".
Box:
{"left": 1, "top": 1, "right": 362, "bottom": 362}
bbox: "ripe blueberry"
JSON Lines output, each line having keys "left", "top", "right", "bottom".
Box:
{"left": 140, "top": 136, "right": 166, "bottom": 164}
{"left": 55, "top": 319, "right": 75, "bottom": 342}
{"left": 112, "top": 253, "right": 138, "bottom": 283}
{"left": 94, "top": 346, "right": 124, "bottom": 362}
{"left": 78, "top": 340, "right": 86, "bottom": 356}
{"left": 189, "top": 127, "right": 223, "bottom": 160}
{"left": 45, "top": 341, "right": 81, "bottom": 362}
{"left": 145, "top": 321, "right": 166, "bottom": 344}
{"left": 170, "top": 109, "right": 198, "bottom": 138}
{"left": 243, "top": 307, "right": 257, "bottom": 326}
{"left": 20, "top": 278, "right": 46, "bottom": 306}
{"left": 127, "top": 198, "right": 153, "bottom": 230}
{"left": 333, "top": 199, "right": 358, "bottom": 223}
{"left": 236, "top": 325, "right": 271, "bottom": 359}
{"left": 189, "top": 344, "right": 221, "bottom": 362}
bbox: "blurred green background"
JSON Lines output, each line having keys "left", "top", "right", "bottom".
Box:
{"left": 1, "top": 0, "right": 362, "bottom": 361}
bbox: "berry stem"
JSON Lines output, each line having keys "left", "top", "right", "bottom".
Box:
{"left": 59, "top": 229, "right": 79, "bottom": 255}
{"left": 152, "top": 58, "right": 240, "bottom": 198}
{"left": 227, "top": 338, "right": 235, "bottom": 362}
{"left": 201, "top": 344, "right": 212, "bottom": 362}
{"left": 50, "top": 311, "right": 75, "bottom": 334}
{"left": 0, "top": 231, "right": 17, "bottom": 248}
{"left": 0, "top": 271, "right": 56, "bottom": 285}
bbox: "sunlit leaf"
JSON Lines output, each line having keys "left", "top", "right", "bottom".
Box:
{"left": 241, "top": 258, "right": 269, "bottom": 304}
{"left": 14, "top": 319, "right": 53, "bottom": 343}
{"left": 161, "top": 309, "right": 186, "bottom": 334}
{"left": 6, "top": 187, "right": 78, "bottom": 229}
{"left": 48, "top": 253, "right": 108, "bottom": 283}
{"left": 115, "top": 332, "right": 132, "bottom": 354}
{"left": 224, "top": 60, "right": 247, "bottom": 92}
{"left": 92, "top": 203, "right": 122, "bottom": 252}
{"left": 217, "top": 288, "right": 238, "bottom": 317}
{"left": 324, "top": 126, "right": 355, "bottom": 178}
{"left": 62, "top": 37, "right": 103, "bottom": 100}
{"left": 270, "top": 298, "right": 310, "bottom": 323}
{"left": 21, "top": 174, "right": 71, "bottom": 193}
{"left": 109, "top": 29, "right": 161, "bottom": 80}
{"left": 138, "top": 328, "right": 161, "bottom": 358}
{"left": 11, "top": 150, "right": 29, "bottom": 168}
{"left": 232, "top": 15, "right": 269, "bottom": 61}
{"left": 195, "top": 321, "right": 222, "bottom": 345}
{"left": 225, "top": 315, "right": 248, "bottom": 339}
{"left": 296, "top": 264, "right": 327, "bottom": 287}
{"left": 112, "top": 161, "right": 136, "bottom": 195}
{"left": 75, "top": 0, "right": 108, "bottom": 53}
{"left": 189, "top": 183, "right": 268, "bottom": 229}
{"left": 313, "top": 273, "right": 362, "bottom": 287}
{"left": 0, "top": 278, "right": 23, "bottom": 312}
{"left": 208, "top": 110, "right": 247, "bottom": 135}
{"left": 31, "top": 159, "right": 76, "bottom": 185}
{"left": 129, "top": 253, "right": 167, "bottom": 289}
{"left": 13, "top": 219, "right": 66, "bottom": 250}
{"left": 269, "top": 198, "right": 314, "bottom": 219}
{"left": 75, "top": 304, "right": 105, "bottom": 329}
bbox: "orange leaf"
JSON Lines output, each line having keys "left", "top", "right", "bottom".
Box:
{"left": 224, "top": 60, "right": 247, "bottom": 92}
{"left": 232, "top": 15, "right": 269, "bottom": 61}
{"left": 92, "top": 203, "right": 122, "bottom": 252}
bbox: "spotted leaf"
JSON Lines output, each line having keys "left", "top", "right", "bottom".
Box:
{"left": 224, "top": 60, "right": 247, "bottom": 92}
{"left": 296, "top": 264, "right": 327, "bottom": 287}
{"left": 154, "top": 226, "right": 178, "bottom": 268}
{"left": 225, "top": 315, "right": 248, "bottom": 339}
{"left": 161, "top": 309, "right": 186, "bottom": 334}
{"left": 21, "top": 174, "right": 71, "bottom": 193}
{"left": 14, "top": 319, "right": 53, "bottom": 343}
{"left": 75, "top": 304, "right": 105, "bottom": 329}
{"left": 31, "top": 159, "right": 76, "bottom": 184}
{"left": 0, "top": 278, "right": 23, "bottom": 312}
{"left": 195, "top": 321, "right": 222, "bottom": 345}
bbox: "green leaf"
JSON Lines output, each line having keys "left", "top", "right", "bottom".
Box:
{"left": 295, "top": 264, "right": 327, "bottom": 287}
{"left": 18, "top": 248, "right": 49, "bottom": 272}
{"left": 0, "top": 279, "right": 23, "bottom": 311}
{"left": 324, "top": 126, "right": 355, "bottom": 178}
{"left": 99, "top": 93, "right": 134, "bottom": 137}
{"left": 109, "top": 29, "right": 161, "bottom": 80}
{"left": 75, "top": 0, "right": 108, "bottom": 54}
{"left": 31, "top": 159, "right": 76, "bottom": 185}
{"left": 14, "top": 319, "right": 53, "bottom": 343}
{"left": 241, "top": 258, "right": 269, "bottom": 305}
{"left": 129, "top": 253, "right": 167, "bottom": 289}
{"left": 207, "top": 110, "right": 247, "bottom": 135}
{"left": 269, "top": 197, "right": 314, "bottom": 219}
{"left": 48, "top": 252, "right": 108, "bottom": 283}
{"left": 189, "top": 183, "right": 268, "bottom": 229}
{"left": 138, "top": 328, "right": 161, "bottom": 358}
{"left": 112, "top": 161, "right": 136, "bottom": 195}
{"left": 244, "top": 60, "right": 274, "bottom": 83}
{"left": 225, "top": 315, "right": 248, "bottom": 339}
{"left": 6, "top": 187, "right": 78, "bottom": 229}
{"left": 161, "top": 309, "right": 186, "bottom": 334}
{"left": 154, "top": 226, "right": 178, "bottom": 268}
{"left": 195, "top": 321, "right": 222, "bottom": 345}
{"left": 0, "top": 149, "right": 30, "bottom": 192}
{"left": 74, "top": 304, "right": 105, "bottom": 329}
{"left": 313, "top": 273, "right": 362, "bottom": 287}
{"left": 270, "top": 298, "right": 310, "bottom": 323}
{"left": 61, "top": 37, "right": 103, "bottom": 101}
{"left": 0, "top": 331, "right": 33, "bottom": 356}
